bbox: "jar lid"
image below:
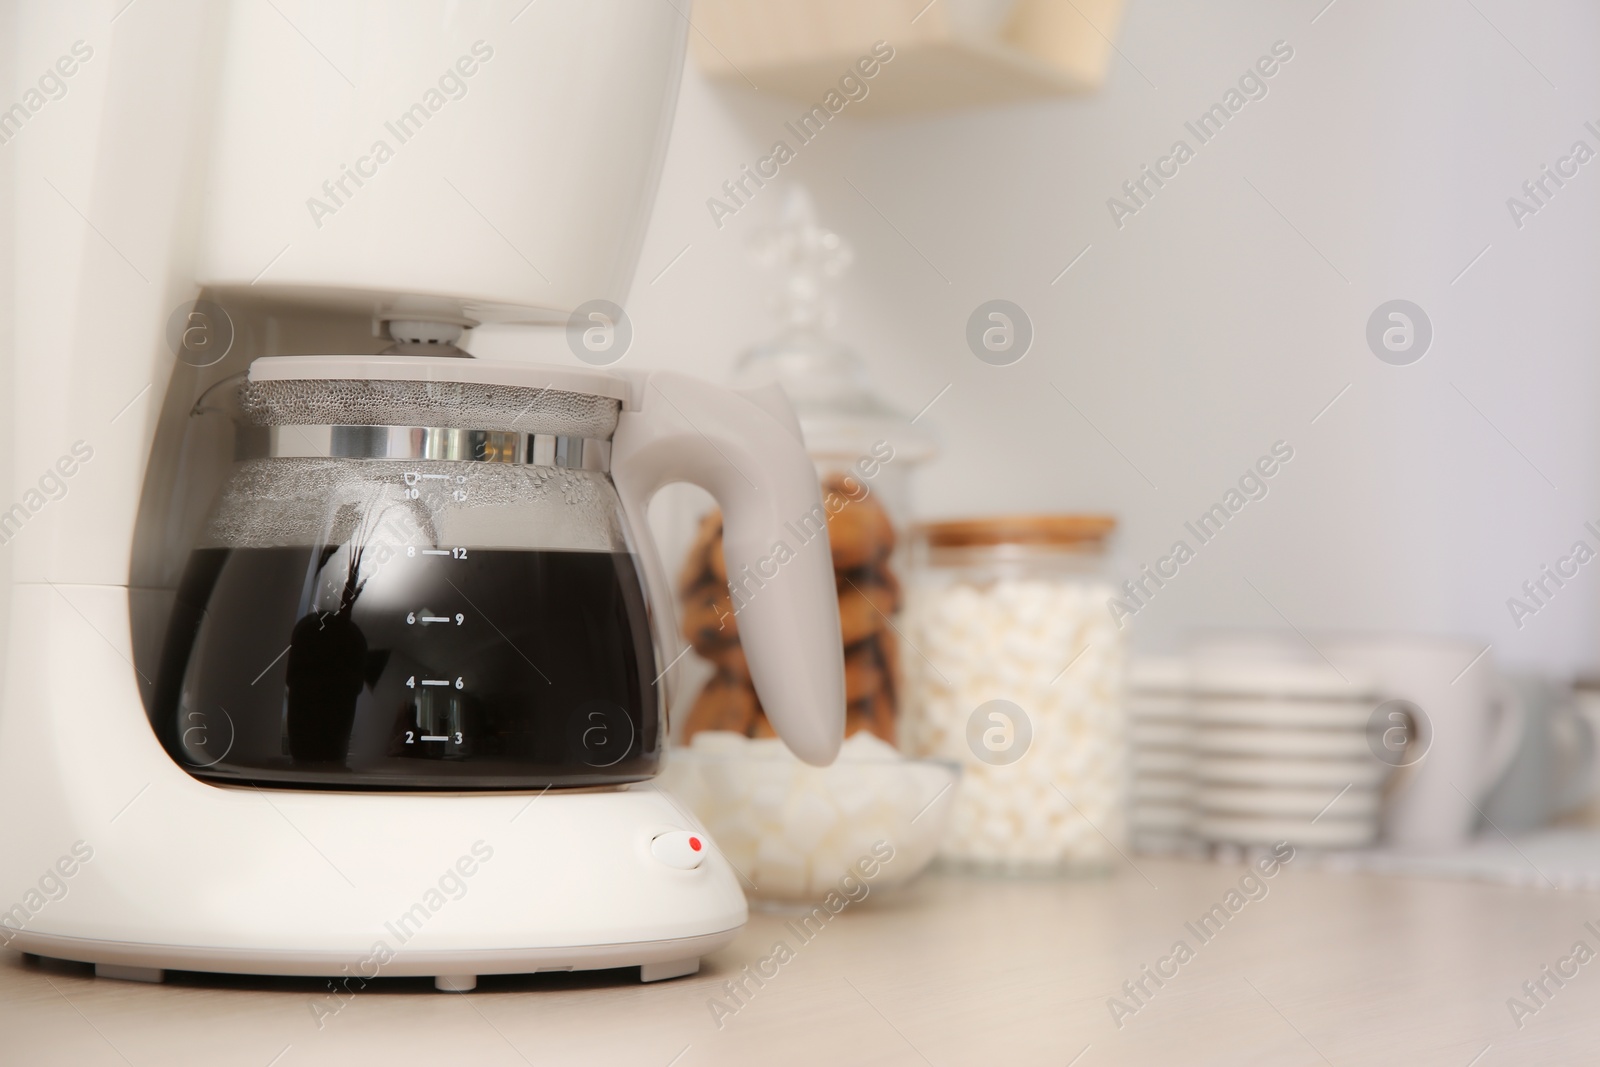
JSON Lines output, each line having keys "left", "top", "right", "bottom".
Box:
{"left": 917, "top": 514, "right": 1116, "bottom": 548}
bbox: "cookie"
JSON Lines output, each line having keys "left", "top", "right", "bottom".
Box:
{"left": 682, "top": 672, "right": 758, "bottom": 739}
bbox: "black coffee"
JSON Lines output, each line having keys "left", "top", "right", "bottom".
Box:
{"left": 153, "top": 545, "right": 658, "bottom": 789}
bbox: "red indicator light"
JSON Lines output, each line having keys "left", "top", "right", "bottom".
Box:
{"left": 689, "top": 837, "right": 702, "bottom": 851}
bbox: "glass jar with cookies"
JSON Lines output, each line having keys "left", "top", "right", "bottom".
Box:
{"left": 678, "top": 463, "right": 902, "bottom": 745}
{"left": 675, "top": 187, "right": 932, "bottom": 747}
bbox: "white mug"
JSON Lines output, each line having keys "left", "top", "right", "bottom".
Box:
{"left": 1325, "top": 636, "right": 1524, "bottom": 850}
{"left": 1483, "top": 675, "right": 1598, "bottom": 834}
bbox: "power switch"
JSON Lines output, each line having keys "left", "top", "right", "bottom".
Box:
{"left": 650, "top": 830, "right": 707, "bottom": 870}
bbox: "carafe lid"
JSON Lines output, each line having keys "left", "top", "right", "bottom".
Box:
{"left": 239, "top": 356, "right": 638, "bottom": 437}
{"left": 248, "top": 355, "right": 635, "bottom": 403}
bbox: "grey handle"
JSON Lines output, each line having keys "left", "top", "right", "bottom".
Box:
{"left": 611, "top": 371, "right": 845, "bottom": 765}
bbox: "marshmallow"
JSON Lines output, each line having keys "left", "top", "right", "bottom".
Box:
{"left": 657, "top": 731, "right": 957, "bottom": 899}
{"left": 901, "top": 574, "right": 1128, "bottom": 870}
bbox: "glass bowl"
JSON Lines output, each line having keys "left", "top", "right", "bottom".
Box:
{"left": 657, "top": 732, "right": 960, "bottom": 903}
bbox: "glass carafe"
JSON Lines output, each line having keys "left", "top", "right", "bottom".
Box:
{"left": 152, "top": 356, "right": 846, "bottom": 789}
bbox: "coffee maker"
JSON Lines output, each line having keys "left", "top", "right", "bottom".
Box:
{"left": 1, "top": 0, "right": 844, "bottom": 991}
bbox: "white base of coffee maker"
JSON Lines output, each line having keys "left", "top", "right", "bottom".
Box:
{"left": 0, "top": 585, "right": 747, "bottom": 989}
{"left": 22, "top": 928, "right": 724, "bottom": 988}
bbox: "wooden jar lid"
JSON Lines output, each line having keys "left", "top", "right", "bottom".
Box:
{"left": 916, "top": 514, "right": 1116, "bottom": 548}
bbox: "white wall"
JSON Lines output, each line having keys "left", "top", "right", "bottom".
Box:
{"left": 595, "top": 0, "right": 1600, "bottom": 674}
{"left": 13, "top": 0, "right": 1590, "bottom": 676}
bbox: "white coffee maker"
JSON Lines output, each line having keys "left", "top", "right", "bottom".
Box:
{"left": 1, "top": 0, "right": 844, "bottom": 992}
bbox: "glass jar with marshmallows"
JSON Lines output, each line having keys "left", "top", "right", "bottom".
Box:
{"left": 901, "top": 515, "right": 1127, "bottom": 874}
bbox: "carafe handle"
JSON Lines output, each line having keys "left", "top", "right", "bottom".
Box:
{"left": 612, "top": 371, "right": 846, "bottom": 765}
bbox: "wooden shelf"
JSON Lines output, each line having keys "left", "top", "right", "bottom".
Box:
{"left": 692, "top": 0, "right": 1127, "bottom": 114}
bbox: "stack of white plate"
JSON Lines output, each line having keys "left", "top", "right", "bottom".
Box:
{"left": 1127, "top": 658, "right": 1196, "bottom": 853}
{"left": 1192, "top": 637, "right": 1385, "bottom": 849}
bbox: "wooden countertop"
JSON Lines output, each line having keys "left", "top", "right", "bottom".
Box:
{"left": 2, "top": 859, "right": 1597, "bottom": 1065}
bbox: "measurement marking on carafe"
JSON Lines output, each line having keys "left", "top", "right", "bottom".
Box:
{"left": 407, "top": 612, "right": 465, "bottom": 625}
{"left": 407, "top": 547, "right": 468, "bottom": 559}
{"left": 420, "top": 735, "right": 449, "bottom": 742}
{"left": 402, "top": 472, "right": 454, "bottom": 495}
{"left": 407, "top": 675, "right": 464, "bottom": 689}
